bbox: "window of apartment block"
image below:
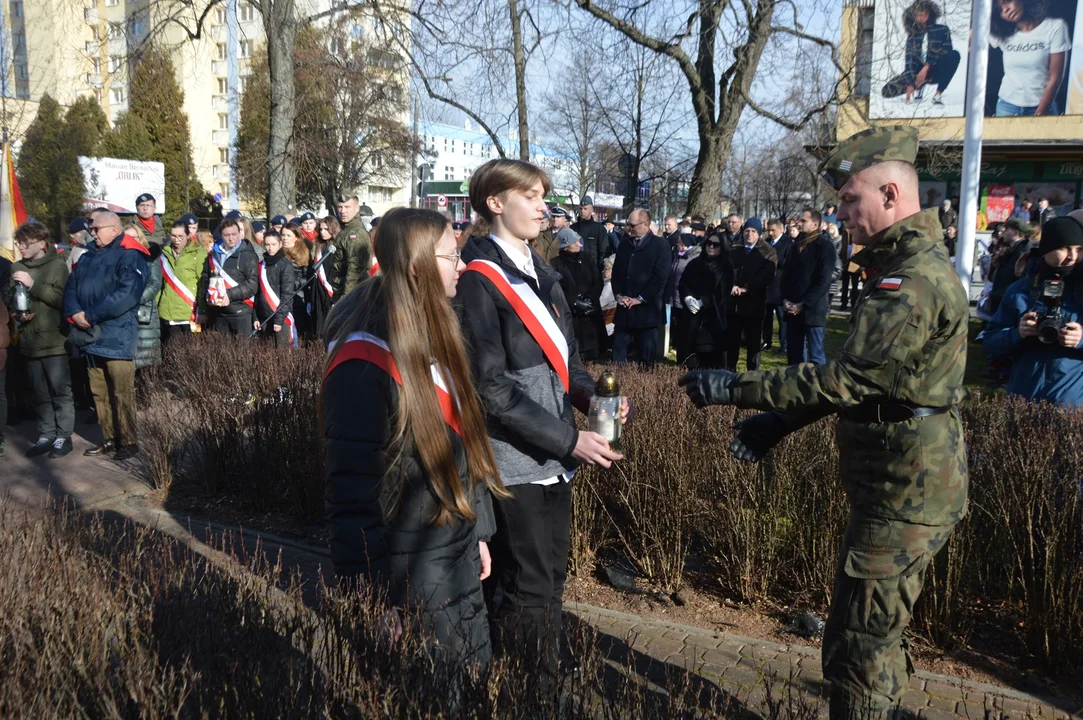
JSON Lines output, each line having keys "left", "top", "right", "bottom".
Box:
{"left": 106, "top": 0, "right": 120, "bottom": 6}
{"left": 218, "top": 114, "right": 228, "bottom": 130}
{"left": 14, "top": 33, "right": 25, "bottom": 53}
{"left": 111, "top": 86, "right": 125, "bottom": 103}
{"left": 238, "top": 75, "right": 247, "bottom": 93}
{"left": 91, "top": 57, "right": 100, "bottom": 73}
{"left": 217, "top": 43, "right": 226, "bottom": 60}
{"left": 131, "top": 18, "right": 146, "bottom": 37}
{"left": 94, "top": 88, "right": 103, "bottom": 103}
{"left": 14, "top": 64, "right": 28, "bottom": 81}
{"left": 219, "top": 148, "right": 229, "bottom": 163}
{"left": 444, "top": 165, "right": 454, "bottom": 180}
{"left": 239, "top": 40, "right": 250, "bottom": 58}
{"left": 215, "top": 8, "right": 226, "bottom": 23}
{"left": 853, "top": 7, "right": 874, "bottom": 98}
{"left": 217, "top": 78, "right": 228, "bottom": 94}
{"left": 109, "top": 56, "right": 122, "bottom": 73}
{"left": 107, "top": 24, "right": 122, "bottom": 40}
{"left": 11, "top": 2, "right": 22, "bottom": 18}
{"left": 443, "top": 138, "right": 449, "bottom": 152}
{"left": 220, "top": 184, "right": 229, "bottom": 200}
{"left": 212, "top": 165, "right": 219, "bottom": 178}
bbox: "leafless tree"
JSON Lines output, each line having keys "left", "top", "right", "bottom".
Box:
{"left": 575, "top": 0, "right": 846, "bottom": 217}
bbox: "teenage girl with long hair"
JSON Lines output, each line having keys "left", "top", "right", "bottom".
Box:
{"left": 310, "top": 216, "right": 340, "bottom": 337}
{"left": 322, "top": 207, "right": 506, "bottom": 665}
{"left": 281, "top": 222, "right": 312, "bottom": 336}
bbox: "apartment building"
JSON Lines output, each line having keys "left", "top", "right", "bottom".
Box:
{"left": 1, "top": 0, "right": 411, "bottom": 215}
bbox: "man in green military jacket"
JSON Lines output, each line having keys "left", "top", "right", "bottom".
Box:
{"left": 331, "top": 189, "right": 372, "bottom": 298}
{"left": 679, "top": 125, "right": 970, "bottom": 720}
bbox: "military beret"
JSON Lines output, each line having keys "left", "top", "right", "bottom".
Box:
{"left": 370, "top": 216, "right": 381, "bottom": 228}
{"left": 818, "top": 125, "right": 920, "bottom": 191}
{"left": 270, "top": 215, "right": 287, "bottom": 225}
{"left": 178, "top": 213, "right": 198, "bottom": 225}
{"left": 580, "top": 195, "right": 594, "bottom": 207}
{"left": 135, "top": 193, "right": 155, "bottom": 205}
{"left": 224, "top": 209, "right": 244, "bottom": 221}
{"left": 299, "top": 212, "right": 316, "bottom": 222}
{"left": 251, "top": 221, "right": 265, "bottom": 233}
{"left": 68, "top": 217, "right": 89, "bottom": 233}
{"left": 452, "top": 220, "right": 469, "bottom": 231}
{"left": 1004, "top": 217, "right": 1033, "bottom": 235}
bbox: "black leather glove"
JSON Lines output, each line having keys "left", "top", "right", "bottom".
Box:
{"left": 678, "top": 370, "right": 737, "bottom": 408}
{"left": 729, "top": 412, "right": 790, "bottom": 462}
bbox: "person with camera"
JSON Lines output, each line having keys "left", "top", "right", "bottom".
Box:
{"left": 983, "top": 217, "right": 1083, "bottom": 407}
{"left": 550, "top": 227, "right": 602, "bottom": 362}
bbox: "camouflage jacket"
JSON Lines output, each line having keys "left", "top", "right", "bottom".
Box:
{"left": 332, "top": 216, "right": 371, "bottom": 297}
{"left": 730, "top": 208, "right": 970, "bottom": 525}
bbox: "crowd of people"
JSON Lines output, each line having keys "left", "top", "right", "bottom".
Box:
{"left": 2, "top": 130, "right": 1082, "bottom": 720}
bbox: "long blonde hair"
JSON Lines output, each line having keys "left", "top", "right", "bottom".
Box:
{"left": 327, "top": 207, "right": 504, "bottom": 524}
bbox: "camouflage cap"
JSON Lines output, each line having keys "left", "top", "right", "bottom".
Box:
{"left": 818, "top": 125, "right": 920, "bottom": 190}
{"left": 1003, "top": 216, "right": 1034, "bottom": 235}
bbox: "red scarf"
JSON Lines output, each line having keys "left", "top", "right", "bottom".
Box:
{"left": 137, "top": 215, "right": 156, "bottom": 234}
{"left": 301, "top": 228, "right": 317, "bottom": 242}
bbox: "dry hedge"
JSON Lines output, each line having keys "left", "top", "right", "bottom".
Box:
{"left": 142, "top": 335, "right": 1083, "bottom": 673}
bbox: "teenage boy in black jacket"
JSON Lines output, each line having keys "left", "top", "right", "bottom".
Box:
{"left": 456, "top": 159, "right": 628, "bottom": 678}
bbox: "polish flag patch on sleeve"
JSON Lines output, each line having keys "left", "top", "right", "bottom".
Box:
{"left": 878, "top": 277, "right": 903, "bottom": 291}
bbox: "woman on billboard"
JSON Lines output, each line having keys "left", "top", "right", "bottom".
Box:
{"left": 989, "top": 0, "right": 1071, "bottom": 116}
{"left": 881, "top": 0, "right": 962, "bottom": 104}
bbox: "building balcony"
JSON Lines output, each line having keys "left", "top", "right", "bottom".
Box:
{"left": 213, "top": 130, "right": 230, "bottom": 146}
{"left": 212, "top": 60, "right": 228, "bottom": 76}
{"left": 85, "top": 41, "right": 100, "bottom": 54}
{"left": 212, "top": 94, "right": 227, "bottom": 109}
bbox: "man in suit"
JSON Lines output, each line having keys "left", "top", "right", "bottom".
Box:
{"left": 612, "top": 208, "right": 670, "bottom": 366}
{"left": 727, "top": 218, "right": 776, "bottom": 371}
{"left": 782, "top": 207, "right": 836, "bottom": 365}
{"left": 763, "top": 219, "right": 793, "bottom": 353}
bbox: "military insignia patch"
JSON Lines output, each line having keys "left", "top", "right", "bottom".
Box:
{"left": 879, "top": 277, "right": 903, "bottom": 290}
{"left": 839, "top": 160, "right": 852, "bottom": 172}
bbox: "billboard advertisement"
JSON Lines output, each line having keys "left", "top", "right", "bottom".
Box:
{"left": 984, "top": 0, "right": 1079, "bottom": 116}
{"left": 869, "top": 0, "right": 971, "bottom": 118}
{"left": 870, "top": 0, "right": 1081, "bottom": 119}
{"left": 79, "top": 157, "right": 166, "bottom": 214}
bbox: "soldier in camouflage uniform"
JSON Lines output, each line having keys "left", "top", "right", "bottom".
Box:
{"left": 331, "top": 189, "right": 372, "bottom": 298}
{"left": 679, "top": 126, "right": 970, "bottom": 719}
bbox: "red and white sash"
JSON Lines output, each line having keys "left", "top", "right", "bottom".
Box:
{"left": 160, "top": 254, "right": 197, "bottom": 322}
{"left": 370, "top": 255, "right": 380, "bottom": 277}
{"left": 325, "top": 331, "right": 461, "bottom": 434}
{"left": 313, "top": 246, "right": 334, "bottom": 298}
{"left": 258, "top": 261, "right": 298, "bottom": 347}
{"left": 462, "top": 259, "right": 570, "bottom": 392}
{"left": 209, "top": 255, "right": 255, "bottom": 308}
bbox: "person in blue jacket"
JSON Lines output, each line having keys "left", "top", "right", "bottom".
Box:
{"left": 983, "top": 216, "right": 1083, "bottom": 408}
{"left": 63, "top": 211, "right": 149, "bottom": 460}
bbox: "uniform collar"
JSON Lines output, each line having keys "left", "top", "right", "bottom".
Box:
{"left": 851, "top": 208, "right": 942, "bottom": 271}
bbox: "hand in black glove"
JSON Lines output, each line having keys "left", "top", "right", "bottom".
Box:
{"left": 729, "top": 412, "right": 790, "bottom": 462}
{"left": 678, "top": 370, "right": 737, "bottom": 408}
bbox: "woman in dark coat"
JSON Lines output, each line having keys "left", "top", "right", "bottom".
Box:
{"left": 550, "top": 228, "right": 603, "bottom": 361}
{"left": 322, "top": 207, "right": 506, "bottom": 667}
{"left": 255, "top": 232, "right": 297, "bottom": 347}
{"left": 281, "top": 222, "right": 311, "bottom": 338}
{"left": 125, "top": 225, "right": 162, "bottom": 371}
{"left": 679, "top": 233, "right": 734, "bottom": 369}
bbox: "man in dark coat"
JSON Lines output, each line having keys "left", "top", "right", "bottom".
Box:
{"left": 611, "top": 209, "right": 670, "bottom": 366}
{"left": 763, "top": 219, "right": 793, "bottom": 353}
{"left": 197, "top": 217, "right": 259, "bottom": 335}
{"left": 726, "top": 218, "right": 776, "bottom": 371}
{"left": 781, "top": 207, "right": 835, "bottom": 365}
{"left": 63, "top": 211, "right": 149, "bottom": 460}
{"left": 572, "top": 196, "right": 610, "bottom": 270}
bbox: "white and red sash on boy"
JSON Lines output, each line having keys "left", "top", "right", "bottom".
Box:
{"left": 258, "top": 261, "right": 298, "bottom": 347}
{"left": 208, "top": 255, "right": 255, "bottom": 308}
{"left": 462, "top": 259, "right": 570, "bottom": 392}
{"left": 159, "top": 254, "right": 197, "bottom": 322}
{"left": 324, "top": 331, "right": 461, "bottom": 434}
{"left": 313, "top": 246, "right": 334, "bottom": 298}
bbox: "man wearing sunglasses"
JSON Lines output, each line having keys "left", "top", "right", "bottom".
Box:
{"left": 63, "top": 211, "right": 150, "bottom": 461}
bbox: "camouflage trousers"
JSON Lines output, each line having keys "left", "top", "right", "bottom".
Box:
{"left": 822, "top": 513, "right": 956, "bottom": 720}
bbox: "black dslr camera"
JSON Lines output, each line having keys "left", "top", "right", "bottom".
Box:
{"left": 1036, "top": 279, "right": 1066, "bottom": 345}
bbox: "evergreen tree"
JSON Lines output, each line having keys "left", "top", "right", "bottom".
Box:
{"left": 65, "top": 96, "right": 109, "bottom": 157}
{"left": 127, "top": 47, "right": 203, "bottom": 220}
{"left": 98, "top": 111, "right": 156, "bottom": 160}
{"left": 16, "top": 94, "right": 85, "bottom": 230}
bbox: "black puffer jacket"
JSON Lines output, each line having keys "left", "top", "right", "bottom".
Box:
{"left": 135, "top": 245, "right": 163, "bottom": 369}
{"left": 323, "top": 292, "right": 496, "bottom": 664}
{"left": 679, "top": 251, "right": 734, "bottom": 354}
{"left": 551, "top": 249, "right": 602, "bottom": 362}
{"left": 255, "top": 250, "right": 296, "bottom": 327}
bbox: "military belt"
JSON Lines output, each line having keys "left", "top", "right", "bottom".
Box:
{"left": 839, "top": 403, "right": 952, "bottom": 424}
